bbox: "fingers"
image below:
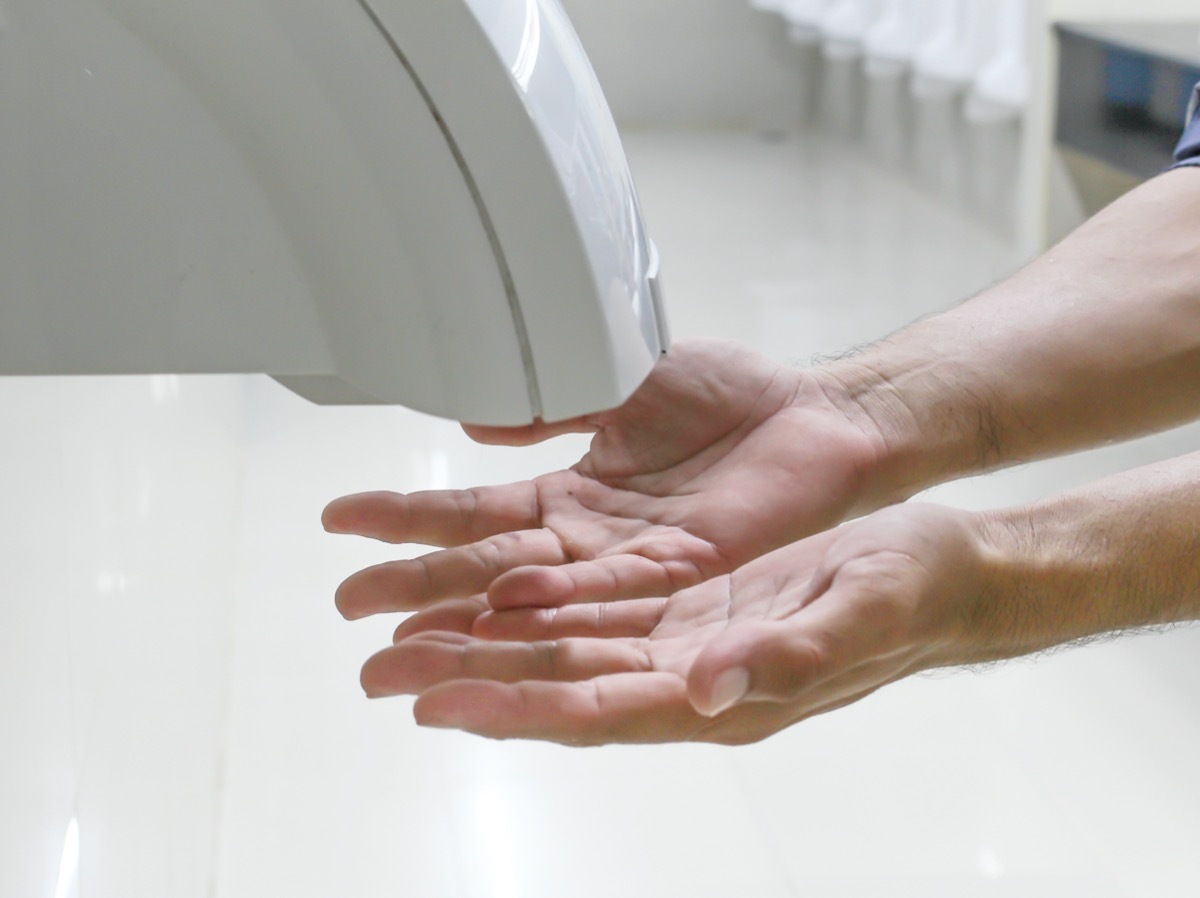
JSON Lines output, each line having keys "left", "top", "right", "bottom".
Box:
{"left": 472, "top": 598, "right": 669, "bottom": 642}
{"left": 411, "top": 674, "right": 701, "bottom": 745}
{"left": 391, "top": 597, "right": 489, "bottom": 641}
{"left": 488, "top": 554, "right": 708, "bottom": 610}
{"left": 405, "top": 665, "right": 888, "bottom": 746}
{"left": 335, "top": 529, "right": 568, "bottom": 618}
{"left": 407, "top": 666, "right": 848, "bottom": 747}
{"left": 391, "top": 596, "right": 668, "bottom": 643}
{"left": 361, "top": 634, "right": 654, "bottom": 697}
{"left": 322, "top": 484, "right": 541, "bottom": 547}
{"left": 461, "top": 415, "right": 599, "bottom": 447}
{"left": 338, "top": 537, "right": 716, "bottom": 620}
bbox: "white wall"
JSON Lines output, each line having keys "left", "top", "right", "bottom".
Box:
{"left": 560, "top": 0, "right": 810, "bottom": 130}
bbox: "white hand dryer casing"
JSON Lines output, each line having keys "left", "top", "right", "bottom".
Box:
{"left": 0, "top": 0, "right": 669, "bottom": 425}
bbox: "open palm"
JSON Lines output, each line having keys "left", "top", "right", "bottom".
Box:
{"left": 326, "top": 341, "right": 888, "bottom": 619}
{"left": 358, "top": 504, "right": 990, "bottom": 745}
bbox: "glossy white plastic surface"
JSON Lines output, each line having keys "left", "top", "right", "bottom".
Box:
{"left": 449, "top": 0, "right": 669, "bottom": 417}
{"left": 0, "top": 0, "right": 667, "bottom": 425}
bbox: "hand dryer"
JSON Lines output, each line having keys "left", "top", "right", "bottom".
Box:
{"left": 0, "top": 0, "right": 669, "bottom": 425}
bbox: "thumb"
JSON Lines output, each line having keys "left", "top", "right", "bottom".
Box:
{"left": 461, "top": 414, "right": 598, "bottom": 446}
{"left": 687, "top": 622, "right": 829, "bottom": 717}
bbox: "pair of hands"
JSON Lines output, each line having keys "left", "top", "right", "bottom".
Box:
{"left": 324, "top": 343, "right": 993, "bottom": 745}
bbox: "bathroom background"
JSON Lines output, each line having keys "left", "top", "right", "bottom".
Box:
{"left": 4, "top": 2, "right": 1200, "bottom": 897}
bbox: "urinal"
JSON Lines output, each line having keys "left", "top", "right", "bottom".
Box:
{"left": 782, "top": 0, "right": 831, "bottom": 45}
{"left": 781, "top": 0, "right": 832, "bottom": 126}
{"left": 966, "top": 0, "right": 1028, "bottom": 122}
{"left": 910, "top": 0, "right": 989, "bottom": 199}
{"left": 821, "top": 0, "right": 875, "bottom": 60}
{"left": 964, "top": 0, "right": 1030, "bottom": 236}
{"left": 818, "top": 0, "right": 877, "bottom": 138}
{"left": 862, "top": 0, "right": 928, "bottom": 167}
{"left": 864, "top": 0, "right": 926, "bottom": 80}
{"left": 0, "top": 0, "right": 670, "bottom": 426}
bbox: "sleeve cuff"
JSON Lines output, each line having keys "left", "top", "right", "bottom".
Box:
{"left": 1171, "top": 83, "right": 1200, "bottom": 169}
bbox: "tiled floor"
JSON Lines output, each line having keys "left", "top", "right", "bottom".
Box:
{"left": 6, "top": 131, "right": 1200, "bottom": 898}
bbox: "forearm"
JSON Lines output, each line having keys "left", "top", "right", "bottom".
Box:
{"left": 964, "top": 452, "right": 1200, "bottom": 663}
{"left": 818, "top": 167, "right": 1200, "bottom": 501}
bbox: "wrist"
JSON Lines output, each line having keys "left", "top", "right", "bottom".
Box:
{"left": 968, "top": 499, "right": 1134, "bottom": 663}
{"left": 786, "top": 365, "right": 912, "bottom": 520}
{"left": 811, "top": 353, "right": 1000, "bottom": 508}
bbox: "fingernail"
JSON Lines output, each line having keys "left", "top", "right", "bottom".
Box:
{"left": 415, "top": 707, "right": 465, "bottom": 730}
{"left": 702, "top": 667, "right": 750, "bottom": 717}
{"left": 418, "top": 716, "right": 459, "bottom": 730}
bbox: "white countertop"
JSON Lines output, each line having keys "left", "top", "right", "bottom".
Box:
{"left": 1059, "top": 22, "right": 1200, "bottom": 67}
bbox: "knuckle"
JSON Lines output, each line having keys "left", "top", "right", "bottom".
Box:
{"left": 790, "top": 636, "right": 830, "bottom": 683}
{"left": 534, "top": 640, "right": 559, "bottom": 678}
{"left": 470, "top": 539, "right": 504, "bottom": 572}
{"left": 456, "top": 489, "right": 481, "bottom": 528}
{"left": 756, "top": 633, "right": 829, "bottom": 699}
